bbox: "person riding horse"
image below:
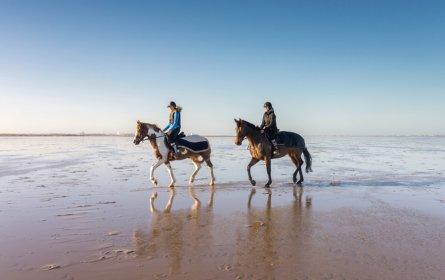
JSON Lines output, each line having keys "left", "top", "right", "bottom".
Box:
{"left": 163, "top": 101, "right": 182, "bottom": 157}
{"left": 260, "top": 102, "right": 278, "bottom": 154}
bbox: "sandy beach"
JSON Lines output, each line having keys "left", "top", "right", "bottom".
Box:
{"left": 1, "top": 136, "right": 444, "bottom": 280}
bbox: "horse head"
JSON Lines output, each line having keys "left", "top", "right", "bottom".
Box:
{"left": 234, "top": 118, "right": 259, "bottom": 145}
{"left": 134, "top": 121, "right": 163, "bottom": 145}
{"left": 133, "top": 120, "right": 148, "bottom": 145}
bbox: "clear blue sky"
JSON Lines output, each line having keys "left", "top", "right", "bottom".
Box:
{"left": 1, "top": 0, "right": 444, "bottom": 135}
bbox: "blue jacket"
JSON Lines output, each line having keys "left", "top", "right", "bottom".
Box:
{"left": 164, "top": 111, "right": 181, "bottom": 133}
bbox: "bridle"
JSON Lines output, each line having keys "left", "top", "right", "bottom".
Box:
{"left": 137, "top": 129, "right": 165, "bottom": 143}
{"left": 235, "top": 125, "right": 246, "bottom": 145}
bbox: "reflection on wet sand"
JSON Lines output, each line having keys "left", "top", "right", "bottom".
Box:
{"left": 126, "top": 184, "right": 445, "bottom": 279}
{"left": 133, "top": 186, "right": 216, "bottom": 276}
{"left": 233, "top": 186, "right": 313, "bottom": 278}
{"left": 132, "top": 185, "right": 315, "bottom": 278}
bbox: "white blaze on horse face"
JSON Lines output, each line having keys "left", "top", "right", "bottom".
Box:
{"left": 133, "top": 126, "right": 139, "bottom": 143}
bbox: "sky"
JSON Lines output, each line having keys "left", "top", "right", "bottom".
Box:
{"left": 0, "top": 0, "right": 444, "bottom": 135}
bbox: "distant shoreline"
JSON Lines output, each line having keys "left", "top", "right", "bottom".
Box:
{"left": 0, "top": 134, "right": 234, "bottom": 137}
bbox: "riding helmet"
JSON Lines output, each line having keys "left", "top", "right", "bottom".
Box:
{"left": 168, "top": 101, "right": 177, "bottom": 108}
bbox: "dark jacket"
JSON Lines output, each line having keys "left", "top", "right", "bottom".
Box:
{"left": 260, "top": 108, "right": 278, "bottom": 136}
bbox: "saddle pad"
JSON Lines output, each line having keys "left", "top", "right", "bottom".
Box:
{"left": 276, "top": 131, "right": 306, "bottom": 149}
{"left": 175, "top": 135, "right": 209, "bottom": 152}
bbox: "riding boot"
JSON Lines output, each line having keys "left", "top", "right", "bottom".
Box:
{"left": 171, "top": 144, "right": 179, "bottom": 159}
{"left": 272, "top": 139, "right": 279, "bottom": 155}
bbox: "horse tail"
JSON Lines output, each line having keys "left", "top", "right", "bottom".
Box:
{"left": 302, "top": 147, "right": 312, "bottom": 173}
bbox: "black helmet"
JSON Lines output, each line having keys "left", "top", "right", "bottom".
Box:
{"left": 167, "top": 101, "right": 177, "bottom": 108}
{"left": 264, "top": 102, "right": 272, "bottom": 109}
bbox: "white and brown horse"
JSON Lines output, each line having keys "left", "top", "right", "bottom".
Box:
{"left": 133, "top": 121, "right": 215, "bottom": 187}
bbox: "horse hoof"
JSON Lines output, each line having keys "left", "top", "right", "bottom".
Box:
{"left": 209, "top": 181, "right": 215, "bottom": 186}
{"left": 297, "top": 179, "right": 304, "bottom": 185}
{"left": 250, "top": 180, "right": 256, "bottom": 186}
{"left": 151, "top": 178, "right": 158, "bottom": 185}
{"left": 265, "top": 183, "right": 271, "bottom": 188}
{"left": 168, "top": 184, "right": 175, "bottom": 188}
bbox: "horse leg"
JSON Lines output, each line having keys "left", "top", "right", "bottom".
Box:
{"left": 265, "top": 157, "right": 272, "bottom": 188}
{"left": 247, "top": 187, "right": 256, "bottom": 208}
{"left": 165, "top": 162, "right": 176, "bottom": 188}
{"left": 297, "top": 157, "right": 304, "bottom": 184}
{"left": 164, "top": 188, "right": 175, "bottom": 213}
{"left": 189, "top": 158, "right": 202, "bottom": 185}
{"left": 205, "top": 158, "right": 216, "bottom": 186}
{"left": 247, "top": 158, "right": 259, "bottom": 186}
{"left": 290, "top": 154, "right": 300, "bottom": 184}
{"left": 188, "top": 186, "right": 201, "bottom": 210}
{"left": 208, "top": 185, "right": 215, "bottom": 207}
{"left": 150, "top": 159, "right": 165, "bottom": 186}
{"left": 149, "top": 191, "right": 158, "bottom": 213}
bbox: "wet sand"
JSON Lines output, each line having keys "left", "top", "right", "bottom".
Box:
{"left": 1, "top": 136, "right": 444, "bottom": 279}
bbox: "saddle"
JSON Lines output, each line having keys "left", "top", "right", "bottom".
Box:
{"left": 165, "top": 133, "right": 209, "bottom": 155}
{"left": 275, "top": 131, "right": 306, "bottom": 149}
{"left": 175, "top": 134, "right": 209, "bottom": 152}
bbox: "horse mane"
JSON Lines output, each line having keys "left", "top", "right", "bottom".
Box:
{"left": 144, "top": 122, "right": 161, "bottom": 133}
{"left": 240, "top": 119, "right": 260, "bottom": 131}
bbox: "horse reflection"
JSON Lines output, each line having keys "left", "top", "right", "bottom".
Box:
{"left": 233, "top": 186, "right": 313, "bottom": 278}
{"left": 132, "top": 186, "right": 215, "bottom": 276}
{"left": 133, "top": 188, "right": 184, "bottom": 274}
{"left": 188, "top": 185, "right": 215, "bottom": 211}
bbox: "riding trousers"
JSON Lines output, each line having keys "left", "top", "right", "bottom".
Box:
{"left": 166, "top": 127, "right": 180, "bottom": 144}
{"left": 263, "top": 128, "right": 277, "bottom": 141}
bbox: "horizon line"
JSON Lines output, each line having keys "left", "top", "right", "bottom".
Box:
{"left": 1, "top": 133, "right": 444, "bottom": 138}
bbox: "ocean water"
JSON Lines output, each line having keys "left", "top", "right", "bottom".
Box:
{"left": 1, "top": 136, "right": 444, "bottom": 188}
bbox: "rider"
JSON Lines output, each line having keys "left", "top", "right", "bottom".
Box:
{"left": 163, "top": 101, "right": 182, "bottom": 157}
{"left": 260, "top": 102, "right": 279, "bottom": 154}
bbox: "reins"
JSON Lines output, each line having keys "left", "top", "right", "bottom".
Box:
{"left": 140, "top": 133, "right": 165, "bottom": 143}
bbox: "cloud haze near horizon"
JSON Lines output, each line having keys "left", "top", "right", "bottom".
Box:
{"left": 1, "top": 1, "right": 444, "bottom": 135}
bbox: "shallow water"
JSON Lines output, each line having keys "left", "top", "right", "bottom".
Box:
{"left": 0, "top": 136, "right": 444, "bottom": 279}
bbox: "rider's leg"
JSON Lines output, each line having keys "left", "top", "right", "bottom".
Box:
{"left": 266, "top": 131, "right": 278, "bottom": 154}
{"left": 171, "top": 143, "right": 178, "bottom": 154}
{"left": 168, "top": 128, "right": 180, "bottom": 155}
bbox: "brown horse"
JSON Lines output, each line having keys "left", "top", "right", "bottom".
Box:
{"left": 234, "top": 119, "right": 312, "bottom": 187}
{"left": 133, "top": 121, "right": 215, "bottom": 187}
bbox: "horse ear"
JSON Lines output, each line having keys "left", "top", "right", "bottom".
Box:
{"left": 234, "top": 118, "right": 239, "bottom": 124}
{"left": 137, "top": 120, "right": 140, "bottom": 124}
